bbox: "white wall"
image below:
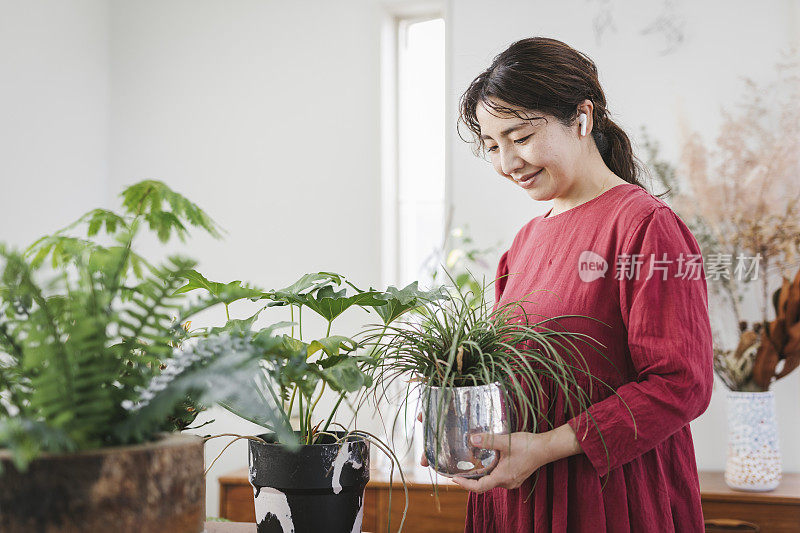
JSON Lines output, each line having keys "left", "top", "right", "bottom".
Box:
{"left": 447, "top": 0, "right": 800, "bottom": 473}
{"left": 0, "top": 0, "right": 109, "bottom": 247}
{"left": 107, "top": 0, "right": 396, "bottom": 516}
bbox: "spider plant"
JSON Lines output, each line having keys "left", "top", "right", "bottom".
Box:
{"left": 363, "top": 273, "right": 631, "bottom": 479}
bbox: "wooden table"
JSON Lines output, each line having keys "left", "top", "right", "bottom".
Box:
{"left": 361, "top": 467, "right": 467, "bottom": 533}
{"left": 219, "top": 469, "right": 800, "bottom": 532}
{"left": 205, "top": 523, "right": 255, "bottom": 533}
{"left": 700, "top": 472, "right": 800, "bottom": 531}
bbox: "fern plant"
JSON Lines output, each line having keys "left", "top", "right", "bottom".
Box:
{"left": 0, "top": 180, "right": 260, "bottom": 472}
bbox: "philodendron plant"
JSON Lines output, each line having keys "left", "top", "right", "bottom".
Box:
{"left": 173, "top": 269, "right": 447, "bottom": 448}
{"left": 166, "top": 273, "right": 445, "bottom": 533}
{"left": 0, "top": 180, "right": 270, "bottom": 473}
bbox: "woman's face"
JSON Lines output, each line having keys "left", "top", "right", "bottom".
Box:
{"left": 476, "top": 98, "right": 582, "bottom": 201}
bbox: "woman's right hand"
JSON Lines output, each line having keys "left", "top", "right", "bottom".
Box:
{"left": 417, "top": 412, "right": 429, "bottom": 467}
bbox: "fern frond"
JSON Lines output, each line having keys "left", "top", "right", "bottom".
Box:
{"left": 0, "top": 317, "right": 24, "bottom": 364}
{"left": 117, "top": 257, "right": 197, "bottom": 361}
{"left": 84, "top": 209, "right": 128, "bottom": 237}
{"left": 120, "top": 180, "right": 223, "bottom": 240}
{"left": 1, "top": 250, "right": 73, "bottom": 408}
{"left": 114, "top": 332, "right": 267, "bottom": 443}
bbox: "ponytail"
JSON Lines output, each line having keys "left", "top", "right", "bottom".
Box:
{"left": 593, "top": 118, "right": 643, "bottom": 186}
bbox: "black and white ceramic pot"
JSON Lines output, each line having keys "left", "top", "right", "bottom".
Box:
{"left": 248, "top": 431, "right": 370, "bottom": 533}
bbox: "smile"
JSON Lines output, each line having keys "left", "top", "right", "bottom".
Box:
{"left": 515, "top": 169, "right": 543, "bottom": 188}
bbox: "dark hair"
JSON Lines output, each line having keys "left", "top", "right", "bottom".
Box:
{"left": 458, "top": 37, "right": 647, "bottom": 189}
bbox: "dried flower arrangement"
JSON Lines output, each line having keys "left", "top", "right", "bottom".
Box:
{"left": 641, "top": 56, "right": 800, "bottom": 390}
{"left": 714, "top": 268, "right": 800, "bottom": 390}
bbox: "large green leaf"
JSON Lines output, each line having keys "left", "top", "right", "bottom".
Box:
{"left": 373, "top": 281, "right": 448, "bottom": 325}
{"left": 262, "top": 272, "right": 344, "bottom": 306}
{"left": 306, "top": 335, "right": 359, "bottom": 359}
{"left": 272, "top": 338, "right": 319, "bottom": 398}
{"left": 303, "top": 285, "right": 387, "bottom": 322}
{"left": 320, "top": 358, "right": 371, "bottom": 392}
{"left": 209, "top": 309, "right": 264, "bottom": 336}
{"left": 174, "top": 269, "right": 262, "bottom": 305}
{"left": 251, "top": 321, "right": 295, "bottom": 344}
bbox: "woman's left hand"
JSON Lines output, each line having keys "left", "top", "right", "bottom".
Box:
{"left": 451, "top": 424, "right": 581, "bottom": 493}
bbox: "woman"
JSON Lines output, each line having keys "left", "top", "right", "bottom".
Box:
{"left": 425, "top": 37, "right": 714, "bottom": 532}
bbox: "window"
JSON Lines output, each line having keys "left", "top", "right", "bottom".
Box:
{"left": 382, "top": 12, "right": 446, "bottom": 289}
{"left": 378, "top": 7, "right": 445, "bottom": 467}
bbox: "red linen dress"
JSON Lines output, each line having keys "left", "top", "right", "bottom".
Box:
{"left": 465, "top": 183, "right": 713, "bottom": 532}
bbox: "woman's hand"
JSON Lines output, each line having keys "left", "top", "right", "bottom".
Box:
{"left": 449, "top": 432, "right": 545, "bottom": 492}
{"left": 416, "top": 413, "right": 582, "bottom": 491}
{"left": 451, "top": 424, "right": 583, "bottom": 494}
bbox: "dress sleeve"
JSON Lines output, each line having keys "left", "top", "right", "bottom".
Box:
{"left": 565, "top": 206, "right": 714, "bottom": 477}
{"left": 493, "top": 249, "right": 510, "bottom": 311}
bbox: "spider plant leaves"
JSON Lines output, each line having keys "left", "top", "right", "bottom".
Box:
{"left": 367, "top": 275, "right": 617, "bottom": 452}
{"left": 174, "top": 269, "right": 263, "bottom": 305}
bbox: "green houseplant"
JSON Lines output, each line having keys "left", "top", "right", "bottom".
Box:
{"left": 0, "top": 180, "right": 270, "bottom": 533}
{"left": 365, "top": 276, "right": 627, "bottom": 484}
{"left": 178, "top": 271, "right": 444, "bottom": 532}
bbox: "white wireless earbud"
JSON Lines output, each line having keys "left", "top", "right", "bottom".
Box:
{"left": 578, "top": 113, "right": 588, "bottom": 137}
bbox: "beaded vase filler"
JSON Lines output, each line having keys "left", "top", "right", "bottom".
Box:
{"left": 724, "top": 391, "right": 782, "bottom": 491}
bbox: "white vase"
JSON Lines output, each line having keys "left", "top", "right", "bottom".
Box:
{"left": 724, "top": 390, "right": 782, "bottom": 491}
